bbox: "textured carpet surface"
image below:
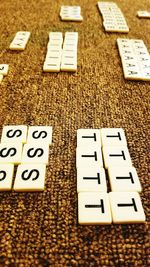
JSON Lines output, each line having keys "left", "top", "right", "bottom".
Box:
{"left": 0, "top": 0, "right": 149, "bottom": 266}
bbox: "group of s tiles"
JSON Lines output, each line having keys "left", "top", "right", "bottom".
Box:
{"left": 0, "top": 2, "right": 150, "bottom": 81}
{"left": 76, "top": 128, "right": 146, "bottom": 224}
{"left": 0, "top": 126, "right": 146, "bottom": 225}
{"left": 0, "top": 125, "right": 52, "bottom": 191}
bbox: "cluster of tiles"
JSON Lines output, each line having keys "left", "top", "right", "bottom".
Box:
{"left": 0, "top": 64, "right": 9, "bottom": 83}
{"left": 137, "top": 11, "right": 150, "bottom": 18}
{"left": 60, "top": 6, "right": 83, "bottom": 21}
{"left": 9, "top": 31, "right": 30, "bottom": 51}
{"left": 97, "top": 2, "right": 129, "bottom": 33}
{"left": 76, "top": 128, "right": 146, "bottom": 224}
{"left": 43, "top": 32, "right": 78, "bottom": 72}
{"left": 117, "top": 38, "right": 150, "bottom": 81}
{"left": 0, "top": 125, "right": 52, "bottom": 191}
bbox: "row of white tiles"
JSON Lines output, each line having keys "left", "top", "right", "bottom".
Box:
{"left": 60, "top": 6, "right": 83, "bottom": 21}
{"left": 77, "top": 165, "right": 142, "bottom": 193}
{"left": 97, "top": 2, "right": 129, "bottom": 33}
{"left": 117, "top": 38, "right": 150, "bottom": 81}
{"left": 0, "top": 163, "right": 46, "bottom": 192}
{"left": 43, "top": 32, "right": 78, "bottom": 72}
{"left": 78, "top": 192, "right": 146, "bottom": 224}
{"left": 0, "top": 64, "right": 9, "bottom": 83}
{"left": 76, "top": 128, "right": 146, "bottom": 224}
{"left": 2, "top": 29, "right": 149, "bottom": 80}
{"left": 9, "top": 31, "right": 30, "bottom": 50}
{"left": 0, "top": 125, "right": 52, "bottom": 191}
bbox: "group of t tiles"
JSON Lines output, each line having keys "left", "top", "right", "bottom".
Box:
{"left": 0, "top": 125, "right": 52, "bottom": 191}
{"left": 43, "top": 32, "right": 78, "bottom": 72}
{"left": 76, "top": 128, "right": 146, "bottom": 224}
{"left": 97, "top": 1, "right": 150, "bottom": 81}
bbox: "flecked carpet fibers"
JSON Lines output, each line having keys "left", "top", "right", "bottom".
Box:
{"left": 0, "top": 0, "right": 149, "bottom": 266}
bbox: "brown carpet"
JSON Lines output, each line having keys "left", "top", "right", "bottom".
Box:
{"left": 0, "top": 0, "right": 149, "bottom": 266}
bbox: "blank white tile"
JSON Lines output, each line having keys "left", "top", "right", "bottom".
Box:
{"left": 77, "top": 166, "right": 107, "bottom": 192}
{"left": 0, "top": 74, "right": 3, "bottom": 83}
{"left": 109, "top": 192, "right": 146, "bottom": 223}
{"left": 77, "top": 129, "right": 101, "bottom": 147}
{"left": 27, "top": 126, "right": 52, "bottom": 145}
{"left": 78, "top": 192, "right": 112, "bottom": 224}
{"left": 101, "top": 128, "right": 127, "bottom": 147}
{"left": 108, "top": 166, "right": 142, "bottom": 192}
{"left": 1, "top": 125, "right": 28, "bottom": 144}
{"left": 0, "top": 64, "right": 9, "bottom": 76}
{"left": 13, "top": 164, "right": 46, "bottom": 191}
{"left": 0, "top": 143, "right": 23, "bottom": 164}
{"left": 102, "top": 146, "right": 132, "bottom": 168}
{"left": 76, "top": 146, "right": 103, "bottom": 168}
{"left": 0, "top": 164, "right": 14, "bottom": 191}
{"left": 21, "top": 143, "right": 49, "bottom": 165}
